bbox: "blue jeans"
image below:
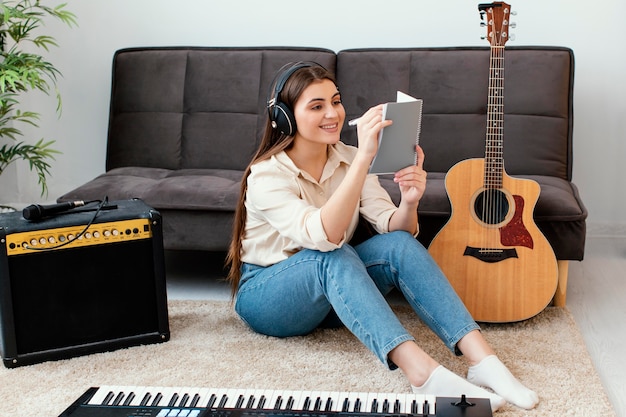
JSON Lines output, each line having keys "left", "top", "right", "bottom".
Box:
{"left": 235, "top": 231, "right": 479, "bottom": 369}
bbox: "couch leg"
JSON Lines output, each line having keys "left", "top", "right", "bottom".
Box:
{"left": 551, "top": 260, "right": 569, "bottom": 307}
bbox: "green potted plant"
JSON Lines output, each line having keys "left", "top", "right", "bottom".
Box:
{"left": 0, "top": 1, "right": 77, "bottom": 211}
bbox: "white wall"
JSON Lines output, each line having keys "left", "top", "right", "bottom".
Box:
{"left": 2, "top": 0, "right": 625, "bottom": 233}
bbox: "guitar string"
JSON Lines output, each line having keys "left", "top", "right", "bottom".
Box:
{"left": 485, "top": 32, "right": 506, "bottom": 253}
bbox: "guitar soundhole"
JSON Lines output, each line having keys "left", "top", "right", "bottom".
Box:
{"left": 474, "top": 189, "right": 509, "bottom": 225}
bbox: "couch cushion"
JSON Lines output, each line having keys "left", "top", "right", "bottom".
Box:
{"left": 60, "top": 167, "right": 243, "bottom": 211}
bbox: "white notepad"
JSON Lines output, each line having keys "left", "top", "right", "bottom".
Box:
{"left": 369, "top": 91, "right": 423, "bottom": 174}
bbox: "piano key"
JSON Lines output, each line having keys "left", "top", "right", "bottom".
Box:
{"left": 352, "top": 393, "right": 364, "bottom": 412}
{"left": 256, "top": 393, "right": 267, "bottom": 409}
{"left": 393, "top": 398, "right": 402, "bottom": 413}
{"left": 240, "top": 388, "right": 257, "bottom": 409}
{"left": 193, "top": 388, "right": 213, "bottom": 408}
{"left": 226, "top": 388, "right": 245, "bottom": 408}
{"left": 122, "top": 391, "right": 136, "bottom": 406}
{"left": 234, "top": 393, "right": 246, "bottom": 409}
{"left": 388, "top": 394, "right": 399, "bottom": 413}
{"left": 425, "top": 394, "right": 437, "bottom": 415}
{"left": 87, "top": 386, "right": 115, "bottom": 405}
{"left": 104, "top": 390, "right": 117, "bottom": 406}
{"left": 324, "top": 391, "right": 341, "bottom": 411}
{"left": 263, "top": 389, "right": 280, "bottom": 409}
{"left": 396, "top": 393, "right": 413, "bottom": 414}
{"left": 313, "top": 396, "right": 323, "bottom": 411}
{"left": 317, "top": 391, "right": 333, "bottom": 412}
{"left": 285, "top": 393, "right": 296, "bottom": 410}
{"left": 278, "top": 389, "right": 297, "bottom": 410}
{"left": 341, "top": 391, "right": 357, "bottom": 412}
{"left": 142, "top": 391, "right": 154, "bottom": 407}
{"left": 168, "top": 393, "right": 180, "bottom": 407}
{"left": 127, "top": 387, "right": 149, "bottom": 407}
{"left": 205, "top": 393, "right": 218, "bottom": 408}
{"left": 204, "top": 388, "right": 229, "bottom": 408}
{"left": 249, "top": 390, "right": 266, "bottom": 409}
{"left": 111, "top": 390, "right": 126, "bottom": 406}
{"left": 365, "top": 392, "right": 381, "bottom": 413}
{"left": 178, "top": 392, "right": 190, "bottom": 407}
{"left": 283, "top": 394, "right": 294, "bottom": 410}
{"left": 150, "top": 391, "right": 165, "bottom": 407}
{"left": 180, "top": 386, "right": 202, "bottom": 407}
{"left": 299, "top": 391, "right": 313, "bottom": 411}
{"left": 308, "top": 391, "right": 320, "bottom": 411}
{"left": 162, "top": 387, "right": 183, "bottom": 407}
{"left": 216, "top": 393, "right": 229, "bottom": 408}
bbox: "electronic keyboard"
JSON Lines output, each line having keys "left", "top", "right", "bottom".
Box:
{"left": 58, "top": 385, "right": 493, "bottom": 417}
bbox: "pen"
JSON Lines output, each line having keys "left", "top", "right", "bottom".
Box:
{"left": 347, "top": 117, "right": 361, "bottom": 126}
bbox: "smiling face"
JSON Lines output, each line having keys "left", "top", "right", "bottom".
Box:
{"left": 291, "top": 79, "right": 346, "bottom": 148}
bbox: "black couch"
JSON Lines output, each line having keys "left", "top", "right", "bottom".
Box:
{"left": 58, "top": 46, "right": 587, "bottom": 306}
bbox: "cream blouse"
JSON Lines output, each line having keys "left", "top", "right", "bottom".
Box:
{"left": 240, "top": 141, "right": 401, "bottom": 266}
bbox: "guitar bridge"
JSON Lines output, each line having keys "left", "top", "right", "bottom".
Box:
{"left": 464, "top": 246, "right": 518, "bottom": 263}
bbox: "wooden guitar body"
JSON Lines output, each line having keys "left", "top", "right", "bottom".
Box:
{"left": 428, "top": 158, "right": 558, "bottom": 322}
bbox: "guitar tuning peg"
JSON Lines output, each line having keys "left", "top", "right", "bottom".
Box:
{"left": 480, "top": 21, "right": 487, "bottom": 27}
{"left": 509, "top": 22, "right": 517, "bottom": 29}
{"left": 510, "top": 11, "right": 517, "bottom": 16}
{"left": 509, "top": 33, "right": 516, "bottom": 41}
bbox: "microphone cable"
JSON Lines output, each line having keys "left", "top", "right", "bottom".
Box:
{"left": 22, "top": 196, "right": 109, "bottom": 252}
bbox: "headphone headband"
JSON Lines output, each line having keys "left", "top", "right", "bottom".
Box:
{"left": 267, "top": 61, "right": 318, "bottom": 136}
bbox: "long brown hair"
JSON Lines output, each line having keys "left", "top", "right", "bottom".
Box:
{"left": 225, "top": 63, "right": 337, "bottom": 297}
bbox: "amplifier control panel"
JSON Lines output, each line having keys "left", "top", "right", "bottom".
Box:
{"left": 2, "top": 218, "right": 154, "bottom": 256}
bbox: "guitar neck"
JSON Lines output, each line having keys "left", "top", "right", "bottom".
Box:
{"left": 481, "top": 2, "right": 511, "bottom": 189}
{"left": 485, "top": 44, "right": 505, "bottom": 189}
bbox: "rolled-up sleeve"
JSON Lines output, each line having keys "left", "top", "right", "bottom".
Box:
{"left": 359, "top": 174, "right": 398, "bottom": 234}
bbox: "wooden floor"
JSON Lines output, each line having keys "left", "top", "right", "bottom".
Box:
{"left": 165, "top": 233, "right": 626, "bottom": 417}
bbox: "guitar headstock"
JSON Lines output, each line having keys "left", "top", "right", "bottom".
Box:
{"left": 478, "top": 2, "right": 513, "bottom": 47}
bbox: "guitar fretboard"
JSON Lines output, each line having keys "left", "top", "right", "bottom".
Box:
{"left": 485, "top": 45, "right": 505, "bottom": 189}
{"left": 483, "top": 4, "right": 511, "bottom": 190}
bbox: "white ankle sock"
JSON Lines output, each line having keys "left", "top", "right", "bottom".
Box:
{"left": 411, "top": 365, "right": 506, "bottom": 412}
{"left": 467, "top": 355, "right": 538, "bottom": 410}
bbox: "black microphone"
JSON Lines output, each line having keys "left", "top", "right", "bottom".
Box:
{"left": 22, "top": 201, "right": 86, "bottom": 221}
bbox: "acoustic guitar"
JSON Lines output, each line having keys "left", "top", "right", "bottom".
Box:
{"left": 428, "top": 2, "right": 558, "bottom": 323}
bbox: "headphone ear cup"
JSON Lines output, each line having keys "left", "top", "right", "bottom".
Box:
{"left": 272, "top": 101, "right": 296, "bottom": 136}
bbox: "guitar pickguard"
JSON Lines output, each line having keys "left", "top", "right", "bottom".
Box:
{"left": 500, "top": 194, "right": 534, "bottom": 249}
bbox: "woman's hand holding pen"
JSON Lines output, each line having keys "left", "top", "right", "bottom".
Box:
{"left": 352, "top": 104, "right": 393, "bottom": 166}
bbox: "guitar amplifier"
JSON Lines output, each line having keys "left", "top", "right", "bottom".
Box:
{"left": 0, "top": 198, "right": 170, "bottom": 368}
